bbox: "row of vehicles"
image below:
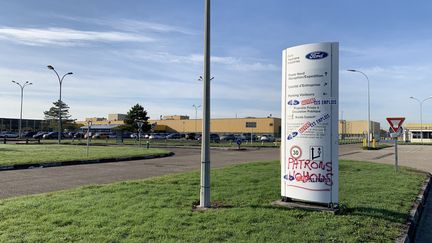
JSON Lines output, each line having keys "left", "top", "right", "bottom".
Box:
{"left": 138, "top": 132, "right": 276, "bottom": 142}
{"left": 0, "top": 130, "right": 276, "bottom": 142}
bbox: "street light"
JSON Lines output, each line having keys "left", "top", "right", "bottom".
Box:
{"left": 11, "top": 80, "right": 33, "bottom": 138}
{"left": 47, "top": 65, "right": 73, "bottom": 144}
{"left": 135, "top": 119, "right": 145, "bottom": 147}
{"left": 86, "top": 120, "right": 92, "bottom": 157}
{"left": 347, "top": 69, "right": 371, "bottom": 148}
{"left": 409, "top": 96, "right": 432, "bottom": 143}
{"left": 192, "top": 104, "right": 201, "bottom": 133}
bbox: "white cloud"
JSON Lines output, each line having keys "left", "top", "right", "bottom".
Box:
{"left": 55, "top": 15, "right": 196, "bottom": 35}
{"left": 116, "top": 51, "right": 278, "bottom": 72}
{"left": 0, "top": 27, "right": 154, "bottom": 46}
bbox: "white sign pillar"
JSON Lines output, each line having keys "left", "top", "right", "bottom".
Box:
{"left": 281, "top": 42, "right": 339, "bottom": 206}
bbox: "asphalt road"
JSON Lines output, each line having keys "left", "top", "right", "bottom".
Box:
{"left": 0, "top": 147, "right": 280, "bottom": 199}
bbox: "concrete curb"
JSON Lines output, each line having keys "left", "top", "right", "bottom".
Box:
{"left": 0, "top": 152, "right": 175, "bottom": 171}
{"left": 396, "top": 173, "right": 432, "bottom": 243}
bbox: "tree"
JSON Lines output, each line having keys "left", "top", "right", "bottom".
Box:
{"left": 43, "top": 100, "right": 76, "bottom": 131}
{"left": 118, "top": 104, "right": 150, "bottom": 132}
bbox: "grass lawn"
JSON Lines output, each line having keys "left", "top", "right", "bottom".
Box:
{"left": 0, "top": 144, "right": 169, "bottom": 166}
{"left": 0, "top": 160, "right": 426, "bottom": 242}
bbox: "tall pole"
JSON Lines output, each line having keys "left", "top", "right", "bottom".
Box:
{"left": 12, "top": 81, "right": 32, "bottom": 138}
{"left": 200, "top": 0, "right": 211, "bottom": 208}
{"left": 47, "top": 65, "right": 73, "bottom": 144}
{"left": 410, "top": 96, "right": 432, "bottom": 143}
{"left": 347, "top": 69, "right": 371, "bottom": 147}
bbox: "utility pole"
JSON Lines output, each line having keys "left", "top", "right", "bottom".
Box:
{"left": 200, "top": 0, "right": 211, "bottom": 208}
{"left": 12, "top": 81, "right": 32, "bottom": 138}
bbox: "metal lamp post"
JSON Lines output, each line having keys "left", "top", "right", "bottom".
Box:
{"left": 410, "top": 96, "right": 432, "bottom": 143}
{"left": 47, "top": 65, "right": 73, "bottom": 144}
{"left": 86, "top": 120, "right": 92, "bottom": 157}
{"left": 135, "top": 119, "right": 144, "bottom": 147}
{"left": 347, "top": 69, "right": 371, "bottom": 148}
{"left": 192, "top": 104, "right": 201, "bottom": 133}
{"left": 11, "top": 81, "right": 32, "bottom": 138}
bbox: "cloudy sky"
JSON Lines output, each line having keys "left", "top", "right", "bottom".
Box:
{"left": 1, "top": 0, "right": 432, "bottom": 126}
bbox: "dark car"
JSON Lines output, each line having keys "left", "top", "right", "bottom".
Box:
{"left": 210, "top": 134, "right": 220, "bottom": 143}
{"left": 33, "top": 131, "right": 47, "bottom": 139}
{"left": 185, "top": 133, "right": 197, "bottom": 140}
{"left": 74, "top": 132, "right": 85, "bottom": 139}
{"left": 43, "top": 132, "right": 64, "bottom": 139}
{"left": 198, "top": 134, "right": 220, "bottom": 143}
{"left": 220, "top": 134, "right": 236, "bottom": 142}
{"left": 166, "top": 133, "right": 182, "bottom": 139}
{"left": 22, "top": 131, "right": 37, "bottom": 138}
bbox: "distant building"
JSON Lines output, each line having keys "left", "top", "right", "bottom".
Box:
{"left": 149, "top": 116, "right": 281, "bottom": 136}
{"left": 0, "top": 117, "right": 45, "bottom": 132}
{"left": 403, "top": 123, "right": 432, "bottom": 143}
{"left": 338, "top": 120, "right": 381, "bottom": 139}
{"left": 77, "top": 113, "right": 127, "bottom": 125}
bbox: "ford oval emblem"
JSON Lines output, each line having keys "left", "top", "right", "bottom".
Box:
{"left": 287, "top": 100, "right": 300, "bottom": 105}
{"left": 305, "top": 51, "right": 328, "bottom": 60}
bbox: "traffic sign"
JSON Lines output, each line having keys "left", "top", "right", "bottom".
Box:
{"left": 386, "top": 117, "right": 405, "bottom": 133}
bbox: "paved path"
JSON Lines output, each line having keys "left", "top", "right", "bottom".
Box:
{"left": 0, "top": 147, "right": 279, "bottom": 199}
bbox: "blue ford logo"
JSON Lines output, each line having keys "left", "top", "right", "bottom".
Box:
{"left": 305, "top": 51, "right": 328, "bottom": 60}
{"left": 287, "top": 100, "right": 299, "bottom": 105}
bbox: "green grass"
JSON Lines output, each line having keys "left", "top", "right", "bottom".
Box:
{"left": 0, "top": 144, "right": 169, "bottom": 166}
{"left": 0, "top": 160, "right": 426, "bottom": 242}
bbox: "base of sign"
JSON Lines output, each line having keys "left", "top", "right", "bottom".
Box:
{"left": 272, "top": 199, "right": 339, "bottom": 214}
{"left": 193, "top": 205, "right": 212, "bottom": 211}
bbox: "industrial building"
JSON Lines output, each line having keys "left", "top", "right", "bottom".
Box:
{"left": 79, "top": 114, "right": 381, "bottom": 139}
{"left": 0, "top": 117, "right": 45, "bottom": 132}
{"left": 149, "top": 115, "right": 281, "bottom": 136}
{"left": 338, "top": 120, "right": 381, "bottom": 140}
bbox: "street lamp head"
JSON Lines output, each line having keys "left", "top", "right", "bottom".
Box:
{"left": 67, "top": 72, "right": 73, "bottom": 75}
{"left": 11, "top": 80, "right": 17, "bottom": 84}
{"left": 47, "top": 65, "right": 55, "bottom": 70}
{"left": 28, "top": 82, "right": 33, "bottom": 85}
{"left": 347, "top": 69, "right": 357, "bottom": 72}
{"left": 409, "top": 96, "right": 415, "bottom": 99}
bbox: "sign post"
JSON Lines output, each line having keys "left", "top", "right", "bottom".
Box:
{"left": 386, "top": 117, "right": 405, "bottom": 172}
{"left": 281, "top": 42, "right": 339, "bottom": 207}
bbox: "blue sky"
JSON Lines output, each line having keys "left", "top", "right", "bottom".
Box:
{"left": 1, "top": 0, "right": 432, "bottom": 127}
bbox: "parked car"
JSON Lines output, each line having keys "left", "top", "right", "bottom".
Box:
{"left": 22, "top": 131, "right": 37, "bottom": 138}
{"left": 0, "top": 131, "right": 18, "bottom": 138}
{"left": 73, "top": 132, "right": 85, "bottom": 139}
{"left": 210, "top": 134, "right": 220, "bottom": 143}
{"left": 92, "top": 132, "right": 109, "bottom": 139}
{"left": 43, "top": 132, "right": 64, "bottom": 139}
{"left": 260, "top": 134, "right": 275, "bottom": 142}
{"left": 197, "top": 133, "right": 220, "bottom": 143}
{"left": 220, "top": 134, "right": 237, "bottom": 142}
{"left": 242, "top": 133, "right": 257, "bottom": 141}
{"left": 166, "top": 133, "right": 182, "bottom": 139}
{"left": 149, "top": 133, "right": 166, "bottom": 139}
{"left": 185, "top": 133, "right": 197, "bottom": 140}
{"left": 33, "top": 131, "right": 47, "bottom": 139}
